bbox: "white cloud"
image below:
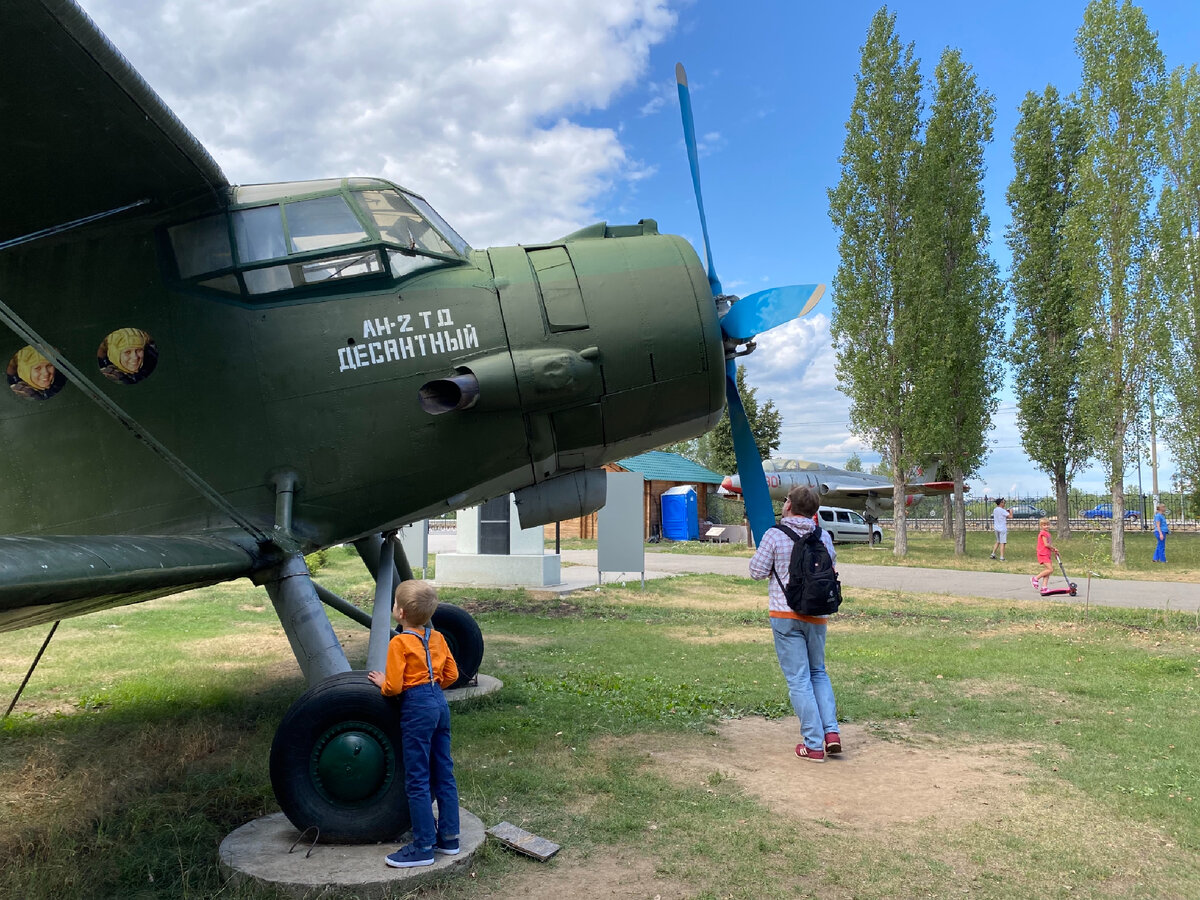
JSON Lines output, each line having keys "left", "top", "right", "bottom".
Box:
{"left": 639, "top": 76, "right": 677, "bottom": 116}
{"left": 83, "top": 0, "right": 677, "bottom": 247}
{"left": 736, "top": 312, "right": 863, "bottom": 464}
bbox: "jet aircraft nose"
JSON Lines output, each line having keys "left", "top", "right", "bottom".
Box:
{"left": 721, "top": 475, "right": 741, "bottom": 495}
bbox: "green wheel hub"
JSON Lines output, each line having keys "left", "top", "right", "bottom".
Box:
{"left": 310, "top": 721, "right": 393, "bottom": 805}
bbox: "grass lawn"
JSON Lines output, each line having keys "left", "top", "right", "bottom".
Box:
{"left": 2, "top": 546, "right": 1198, "bottom": 898}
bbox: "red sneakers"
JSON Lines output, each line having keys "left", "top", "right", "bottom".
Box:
{"left": 824, "top": 732, "right": 842, "bottom": 754}
{"left": 795, "top": 744, "right": 825, "bottom": 762}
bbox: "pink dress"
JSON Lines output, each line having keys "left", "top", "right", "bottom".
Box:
{"left": 1037, "top": 530, "right": 1052, "bottom": 564}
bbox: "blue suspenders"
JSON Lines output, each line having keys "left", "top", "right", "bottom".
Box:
{"left": 402, "top": 626, "right": 436, "bottom": 686}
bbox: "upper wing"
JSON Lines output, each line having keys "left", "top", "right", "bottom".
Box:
{"left": 0, "top": 533, "right": 267, "bottom": 633}
{"left": 0, "top": 0, "right": 228, "bottom": 245}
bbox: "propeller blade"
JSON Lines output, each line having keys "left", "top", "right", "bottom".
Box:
{"left": 675, "top": 63, "right": 722, "bottom": 297}
{"left": 725, "top": 360, "right": 775, "bottom": 545}
{"left": 720, "top": 283, "right": 826, "bottom": 341}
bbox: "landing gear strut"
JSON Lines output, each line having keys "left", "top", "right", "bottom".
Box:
{"left": 262, "top": 526, "right": 484, "bottom": 843}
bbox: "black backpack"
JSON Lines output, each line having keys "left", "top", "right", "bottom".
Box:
{"left": 770, "top": 523, "right": 842, "bottom": 616}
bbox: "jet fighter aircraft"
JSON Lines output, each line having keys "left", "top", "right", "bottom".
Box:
{"left": 0, "top": 0, "right": 822, "bottom": 843}
{"left": 721, "top": 458, "right": 959, "bottom": 521}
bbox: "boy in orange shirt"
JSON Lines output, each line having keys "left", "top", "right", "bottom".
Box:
{"left": 1033, "top": 517, "right": 1056, "bottom": 593}
{"left": 368, "top": 580, "right": 460, "bottom": 868}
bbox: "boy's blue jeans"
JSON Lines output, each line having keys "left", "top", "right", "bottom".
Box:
{"left": 400, "top": 682, "right": 459, "bottom": 848}
{"left": 770, "top": 616, "right": 838, "bottom": 751}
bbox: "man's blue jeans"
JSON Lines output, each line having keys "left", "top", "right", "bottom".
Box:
{"left": 771, "top": 616, "right": 838, "bottom": 751}
{"left": 400, "top": 683, "right": 459, "bottom": 848}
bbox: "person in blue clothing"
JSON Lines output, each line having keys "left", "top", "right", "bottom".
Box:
{"left": 748, "top": 484, "right": 841, "bottom": 763}
{"left": 367, "top": 580, "right": 461, "bottom": 868}
{"left": 1153, "top": 503, "right": 1169, "bottom": 563}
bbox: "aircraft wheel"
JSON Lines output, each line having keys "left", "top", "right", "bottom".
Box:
{"left": 270, "top": 671, "right": 409, "bottom": 843}
{"left": 432, "top": 602, "right": 484, "bottom": 689}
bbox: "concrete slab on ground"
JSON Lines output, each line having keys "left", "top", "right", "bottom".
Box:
{"left": 444, "top": 672, "right": 502, "bottom": 702}
{"left": 219, "top": 808, "right": 485, "bottom": 899}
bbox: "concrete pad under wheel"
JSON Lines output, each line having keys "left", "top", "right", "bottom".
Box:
{"left": 219, "top": 808, "right": 485, "bottom": 899}
{"left": 445, "top": 672, "right": 502, "bottom": 702}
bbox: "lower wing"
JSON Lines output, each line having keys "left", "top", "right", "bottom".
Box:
{"left": 0, "top": 532, "right": 269, "bottom": 632}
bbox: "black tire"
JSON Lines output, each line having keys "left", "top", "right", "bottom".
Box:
{"left": 432, "top": 603, "right": 484, "bottom": 689}
{"left": 871, "top": 529, "right": 882, "bottom": 546}
{"left": 270, "top": 671, "right": 410, "bottom": 843}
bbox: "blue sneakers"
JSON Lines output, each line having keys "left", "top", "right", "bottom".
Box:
{"left": 385, "top": 843, "right": 435, "bottom": 868}
{"left": 435, "top": 835, "right": 460, "bottom": 855}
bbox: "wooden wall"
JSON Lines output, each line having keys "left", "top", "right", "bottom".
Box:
{"left": 544, "top": 467, "right": 714, "bottom": 541}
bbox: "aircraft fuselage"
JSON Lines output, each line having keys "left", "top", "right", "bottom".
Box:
{"left": 1, "top": 179, "right": 724, "bottom": 551}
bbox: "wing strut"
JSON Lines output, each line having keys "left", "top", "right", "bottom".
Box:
{"left": 0, "top": 298, "right": 270, "bottom": 544}
{"left": 0, "top": 198, "right": 150, "bottom": 252}
{"left": 4, "top": 621, "right": 59, "bottom": 718}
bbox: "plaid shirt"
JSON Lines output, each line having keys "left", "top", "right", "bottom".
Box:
{"left": 749, "top": 515, "right": 837, "bottom": 618}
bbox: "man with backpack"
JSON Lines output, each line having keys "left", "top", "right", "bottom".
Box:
{"left": 748, "top": 484, "right": 842, "bottom": 762}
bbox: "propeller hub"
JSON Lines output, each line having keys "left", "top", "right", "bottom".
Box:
{"left": 723, "top": 338, "right": 756, "bottom": 361}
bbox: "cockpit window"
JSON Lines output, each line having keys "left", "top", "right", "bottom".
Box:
{"left": 285, "top": 195, "right": 368, "bottom": 252}
{"left": 166, "top": 179, "right": 469, "bottom": 303}
{"left": 243, "top": 250, "right": 385, "bottom": 295}
{"left": 401, "top": 191, "right": 470, "bottom": 256}
{"left": 168, "top": 215, "right": 232, "bottom": 277}
{"left": 233, "top": 205, "right": 287, "bottom": 262}
{"left": 352, "top": 190, "right": 455, "bottom": 256}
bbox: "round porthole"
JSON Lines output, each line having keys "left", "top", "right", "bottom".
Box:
{"left": 98, "top": 327, "right": 158, "bottom": 384}
{"left": 6, "top": 345, "right": 65, "bottom": 401}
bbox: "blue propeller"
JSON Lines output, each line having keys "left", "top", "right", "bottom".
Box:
{"left": 675, "top": 63, "right": 825, "bottom": 545}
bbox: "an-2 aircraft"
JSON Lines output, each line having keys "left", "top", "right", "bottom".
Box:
{"left": 721, "top": 459, "right": 959, "bottom": 521}
{"left": 0, "top": 0, "right": 823, "bottom": 843}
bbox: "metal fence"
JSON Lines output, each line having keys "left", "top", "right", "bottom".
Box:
{"left": 895, "top": 492, "right": 1194, "bottom": 532}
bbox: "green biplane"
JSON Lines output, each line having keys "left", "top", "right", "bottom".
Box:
{"left": 1, "top": 0, "right": 822, "bottom": 842}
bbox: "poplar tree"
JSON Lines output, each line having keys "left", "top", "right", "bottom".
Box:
{"left": 907, "top": 49, "right": 1004, "bottom": 555}
{"left": 1158, "top": 65, "right": 1200, "bottom": 493}
{"left": 827, "top": 7, "right": 923, "bottom": 556}
{"left": 1007, "top": 86, "right": 1089, "bottom": 538}
{"left": 1067, "top": 0, "right": 1164, "bottom": 565}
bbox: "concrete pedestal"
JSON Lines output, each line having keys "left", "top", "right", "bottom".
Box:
{"left": 219, "top": 808, "right": 485, "bottom": 899}
{"left": 435, "top": 551, "right": 561, "bottom": 587}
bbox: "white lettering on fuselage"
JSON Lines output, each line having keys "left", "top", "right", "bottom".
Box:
{"left": 338, "top": 308, "right": 477, "bottom": 372}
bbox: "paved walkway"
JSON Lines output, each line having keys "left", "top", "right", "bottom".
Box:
{"left": 428, "top": 534, "right": 1199, "bottom": 614}
{"left": 555, "top": 550, "right": 1200, "bottom": 614}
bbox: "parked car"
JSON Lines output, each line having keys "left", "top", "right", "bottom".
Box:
{"left": 1010, "top": 504, "right": 1046, "bottom": 519}
{"left": 1082, "top": 502, "right": 1140, "bottom": 520}
{"left": 817, "top": 506, "right": 883, "bottom": 544}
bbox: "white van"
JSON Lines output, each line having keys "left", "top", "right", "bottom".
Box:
{"left": 817, "top": 506, "right": 883, "bottom": 545}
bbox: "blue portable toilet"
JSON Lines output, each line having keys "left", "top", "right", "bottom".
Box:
{"left": 660, "top": 485, "right": 698, "bottom": 540}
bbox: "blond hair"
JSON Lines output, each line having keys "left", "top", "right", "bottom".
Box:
{"left": 1038, "top": 517, "right": 1049, "bottom": 529}
{"left": 393, "top": 579, "right": 439, "bottom": 627}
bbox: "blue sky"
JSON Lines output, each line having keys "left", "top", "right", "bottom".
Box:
{"left": 583, "top": 0, "right": 1200, "bottom": 499}
{"left": 85, "top": 0, "right": 1200, "bottom": 499}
